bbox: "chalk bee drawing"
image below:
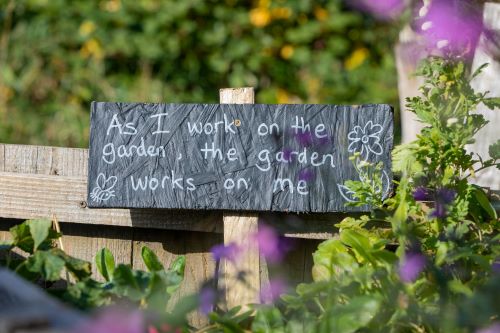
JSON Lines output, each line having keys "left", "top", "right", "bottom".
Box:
{"left": 90, "top": 173, "right": 117, "bottom": 203}
{"left": 347, "top": 120, "right": 383, "bottom": 161}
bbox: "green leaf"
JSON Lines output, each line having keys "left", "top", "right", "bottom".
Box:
{"left": 53, "top": 248, "right": 91, "bottom": 281}
{"left": 145, "top": 272, "right": 169, "bottom": 311}
{"left": 448, "top": 279, "right": 473, "bottom": 296}
{"left": 472, "top": 186, "right": 497, "bottom": 220}
{"left": 111, "top": 264, "right": 145, "bottom": 301}
{"left": 27, "top": 219, "right": 52, "bottom": 252}
{"left": 169, "top": 255, "right": 185, "bottom": 276}
{"left": 328, "top": 295, "right": 382, "bottom": 333}
{"left": 26, "top": 250, "right": 65, "bottom": 281}
{"left": 392, "top": 143, "right": 422, "bottom": 174}
{"left": 471, "top": 63, "right": 488, "bottom": 80}
{"left": 483, "top": 97, "right": 500, "bottom": 110}
{"left": 252, "top": 306, "right": 285, "bottom": 333}
{"left": 489, "top": 139, "right": 500, "bottom": 160}
{"left": 95, "top": 248, "right": 115, "bottom": 282}
{"left": 141, "top": 246, "right": 164, "bottom": 272}
{"left": 10, "top": 222, "right": 35, "bottom": 253}
{"left": 340, "top": 229, "right": 374, "bottom": 265}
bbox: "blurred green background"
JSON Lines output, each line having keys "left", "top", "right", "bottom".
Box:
{"left": 0, "top": 0, "right": 400, "bottom": 147}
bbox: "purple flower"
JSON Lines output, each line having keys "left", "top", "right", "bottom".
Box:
{"left": 430, "top": 202, "right": 447, "bottom": 218}
{"left": 436, "top": 187, "right": 456, "bottom": 205}
{"left": 210, "top": 242, "right": 241, "bottom": 262}
{"left": 260, "top": 278, "right": 288, "bottom": 303}
{"left": 430, "top": 187, "right": 456, "bottom": 218}
{"left": 399, "top": 252, "right": 426, "bottom": 283}
{"left": 477, "top": 323, "right": 500, "bottom": 333}
{"left": 298, "top": 168, "right": 315, "bottom": 182}
{"left": 252, "top": 225, "right": 293, "bottom": 263}
{"left": 349, "top": 0, "right": 405, "bottom": 20}
{"left": 199, "top": 287, "right": 216, "bottom": 315}
{"left": 73, "top": 308, "right": 144, "bottom": 333}
{"left": 295, "top": 131, "right": 314, "bottom": 147}
{"left": 282, "top": 148, "right": 292, "bottom": 161}
{"left": 419, "top": 0, "right": 483, "bottom": 57}
{"left": 492, "top": 259, "right": 500, "bottom": 275}
{"left": 413, "top": 186, "right": 430, "bottom": 201}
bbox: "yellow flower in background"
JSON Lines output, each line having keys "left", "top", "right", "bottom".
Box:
{"left": 344, "top": 47, "right": 369, "bottom": 71}
{"left": 80, "top": 38, "right": 103, "bottom": 59}
{"left": 271, "top": 7, "right": 292, "bottom": 20}
{"left": 280, "top": 45, "right": 294, "bottom": 59}
{"left": 257, "top": 0, "right": 270, "bottom": 7}
{"left": 314, "top": 7, "right": 328, "bottom": 21}
{"left": 102, "top": 0, "right": 121, "bottom": 12}
{"left": 79, "top": 20, "right": 96, "bottom": 37}
{"left": 250, "top": 7, "right": 271, "bottom": 27}
{"left": 276, "top": 88, "right": 290, "bottom": 104}
{"left": 0, "top": 85, "right": 14, "bottom": 103}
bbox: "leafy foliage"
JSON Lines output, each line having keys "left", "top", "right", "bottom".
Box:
{"left": 0, "top": 0, "right": 400, "bottom": 147}
{"left": 0, "top": 219, "right": 186, "bottom": 319}
{"left": 194, "top": 58, "right": 500, "bottom": 332}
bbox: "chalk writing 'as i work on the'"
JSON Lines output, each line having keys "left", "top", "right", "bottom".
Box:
{"left": 101, "top": 113, "right": 336, "bottom": 172}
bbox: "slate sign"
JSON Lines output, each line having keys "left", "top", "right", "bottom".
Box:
{"left": 87, "top": 102, "right": 393, "bottom": 212}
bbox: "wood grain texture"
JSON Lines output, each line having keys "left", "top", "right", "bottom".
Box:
{"left": 220, "top": 88, "right": 261, "bottom": 308}
{"left": 0, "top": 172, "right": 222, "bottom": 233}
{"left": 0, "top": 168, "right": 344, "bottom": 239}
{"left": 396, "top": 26, "right": 426, "bottom": 144}
{"left": 59, "top": 223, "right": 133, "bottom": 280}
{"left": 469, "top": 2, "right": 500, "bottom": 190}
{"left": 87, "top": 102, "right": 394, "bottom": 212}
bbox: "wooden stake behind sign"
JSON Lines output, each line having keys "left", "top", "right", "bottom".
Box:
{"left": 220, "top": 88, "right": 261, "bottom": 308}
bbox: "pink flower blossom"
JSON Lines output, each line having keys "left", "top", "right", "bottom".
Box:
{"left": 253, "top": 224, "right": 293, "bottom": 263}
{"left": 210, "top": 242, "right": 242, "bottom": 262}
{"left": 349, "top": 0, "right": 406, "bottom": 20}
{"left": 73, "top": 308, "right": 144, "bottom": 333}
{"left": 477, "top": 323, "right": 500, "bottom": 333}
{"left": 298, "top": 168, "right": 315, "bottom": 182}
{"left": 399, "top": 252, "right": 426, "bottom": 283}
{"left": 199, "top": 287, "right": 216, "bottom": 315}
{"left": 260, "top": 278, "right": 288, "bottom": 303}
{"left": 419, "top": 0, "right": 483, "bottom": 57}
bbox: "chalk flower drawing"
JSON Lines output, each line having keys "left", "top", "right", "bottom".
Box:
{"left": 337, "top": 169, "right": 390, "bottom": 203}
{"left": 90, "top": 173, "right": 117, "bottom": 203}
{"left": 347, "top": 121, "right": 383, "bottom": 161}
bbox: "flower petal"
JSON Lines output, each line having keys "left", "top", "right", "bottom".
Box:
{"left": 368, "top": 123, "right": 383, "bottom": 137}
{"left": 348, "top": 139, "right": 361, "bottom": 153}
{"left": 363, "top": 121, "right": 373, "bottom": 136}
{"left": 368, "top": 142, "right": 383, "bottom": 155}
{"left": 348, "top": 126, "right": 363, "bottom": 140}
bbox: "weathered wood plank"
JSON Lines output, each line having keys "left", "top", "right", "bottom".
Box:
{"left": 0, "top": 172, "right": 222, "bottom": 233}
{"left": 0, "top": 170, "right": 345, "bottom": 238}
{"left": 469, "top": 2, "right": 500, "bottom": 190}
{"left": 59, "top": 222, "right": 133, "bottom": 280}
{"left": 395, "top": 26, "right": 425, "bottom": 144}
{"left": 221, "top": 88, "right": 261, "bottom": 308}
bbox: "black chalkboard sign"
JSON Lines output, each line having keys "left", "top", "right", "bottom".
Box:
{"left": 87, "top": 102, "right": 393, "bottom": 212}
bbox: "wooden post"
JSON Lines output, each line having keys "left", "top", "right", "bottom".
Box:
{"left": 469, "top": 2, "right": 500, "bottom": 190}
{"left": 219, "top": 88, "right": 261, "bottom": 308}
